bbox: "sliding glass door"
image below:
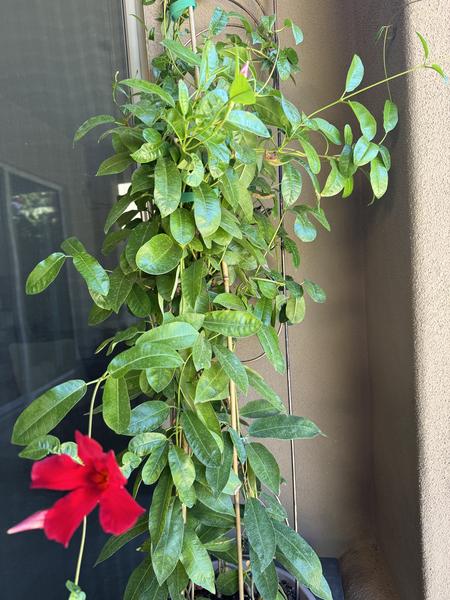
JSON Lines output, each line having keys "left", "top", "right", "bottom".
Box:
{"left": 0, "top": 2, "right": 146, "bottom": 597}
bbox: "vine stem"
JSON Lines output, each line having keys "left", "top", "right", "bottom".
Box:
{"left": 74, "top": 374, "right": 106, "bottom": 586}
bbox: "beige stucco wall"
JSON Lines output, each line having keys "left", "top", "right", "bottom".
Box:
{"left": 142, "top": 1, "right": 449, "bottom": 598}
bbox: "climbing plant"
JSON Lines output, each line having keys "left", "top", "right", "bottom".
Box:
{"left": 8, "top": 3, "right": 445, "bottom": 600}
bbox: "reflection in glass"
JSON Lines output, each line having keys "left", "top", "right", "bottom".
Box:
{"left": 0, "top": 2, "right": 145, "bottom": 598}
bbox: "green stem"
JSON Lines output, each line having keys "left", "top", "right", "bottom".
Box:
{"left": 307, "top": 64, "right": 424, "bottom": 119}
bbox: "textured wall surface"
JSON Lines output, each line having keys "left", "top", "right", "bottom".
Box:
{"left": 142, "top": 1, "right": 449, "bottom": 598}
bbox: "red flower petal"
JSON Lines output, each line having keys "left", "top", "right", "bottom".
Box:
{"left": 31, "top": 454, "right": 86, "bottom": 490}
{"left": 98, "top": 486, "right": 145, "bottom": 536}
{"left": 7, "top": 510, "right": 48, "bottom": 535}
{"left": 104, "top": 450, "right": 127, "bottom": 487}
{"left": 44, "top": 486, "right": 100, "bottom": 547}
{"left": 75, "top": 431, "right": 104, "bottom": 465}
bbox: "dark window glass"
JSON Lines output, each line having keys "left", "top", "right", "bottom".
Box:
{"left": 0, "top": 2, "right": 144, "bottom": 598}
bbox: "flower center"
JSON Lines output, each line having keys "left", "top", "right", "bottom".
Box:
{"left": 90, "top": 468, "right": 110, "bottom": 490}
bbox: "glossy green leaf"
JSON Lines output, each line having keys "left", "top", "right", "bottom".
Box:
{"left": 195, "top": 362, "right": 229, "bottom": 403}
{"left": 138, "top": 321, "right": 198, "bottom": 350}
{"left": 108, "top": 342, "right": 182, "bottom": 378}
{"left": 219, "top": 168, "right": 253, "bottom": 221}
{"left": 155, "top": 157, "right": 181, "bottom": 217}
{"left": 26, "top": 253, "right": 66, "bottom": 295}
{"left": 274, "top": 520, "right": 332, "bottom": 600}
{"left": 162, "top": 39, "right": 201, "bottom": 67}
{"left": 281, "top": 163, "right": 302, "bottom": 207}
{"left": 129, "top": 432, "right": 167, "bottom": 456}
{"left": 102, "top": 376, "right": 131, "bottom": 433}
{"left": 149, "top": 468, "right": 173, "bottom": 545}
{"left": 178, "top": 80, "right": 190, "bottom": 115}
{"left": 246, "top": 442, "right": 280, "bottom": 494}
{"left": 170, "top": 208, "right": 195, "bottom": 246}
{"left": 193, "top": 183, "right": 221, "bottom": 238}
{"left": 383, "top": 99, "right": 398, "bottom": 133}
{"left": 169, "top": 446, "right": 196, "bottom": 506}
{"left": 181, "top": 411, "right": 221, "bottom": 467}
{"left": 213, "top": 293, "right": 246, "bottom": 311}
{"left": 313, "top": 118, "right": 342, "bottom": 145}
{"left": 240, "top": 399, "right": 282, "bottom": 419}
{"left": 230, "top": 73, "right": 255, "bottom": 105}
{"left": 152, "top": 498, "right": 184, "bottom": 584}
{"left": 370, "top": 156, "right": 389, "bottom": 199}
{"left": 245, "top": 367, "right": 286, "bottom": 413}
{"left": 181, "top": 259, "right": 204, "bottom": 311}
{"left": 257, "top": 324, "right": 286, "bottom": 374}
{"left": 216, "top": 570, "right": 239, "bottom": 596}
{"left": 353, "top": 136, "right": 379, "bottom": 167}
{"left": 136, "top": 234, "right": 182, "bottom": 275}
{"left": 298, "top": 138, "right": 321, "bottom": 174}
{"left": 62, "top": 237, "right": 109, "bottom": 296}
{"left": 106, "top": 267, "right": 133, "bottom": 313}
{"left": 12, "top": 380, "right": 87, "bottom": 445}
{"left": 127, "top": 285, "right": 153, "bottom": 318}
{"left": 205, "top": 432, "right": 233, "bottom": 495}
{"left": 249, "top": 547, "right": 278, "bottom": 600}
{"left": 294, "top": 212, "right": 317, "bottom": 243}
{"left": 192, "top": 331, "right": 212, "bottom": 371}
{"left": 18, "top": 435, "right": 60, "bottom": 460}
{"left": 146, "top": 368, "right": 174, "bottom": 393}
{"left": 260, "top": 492, "right": 288, "bottom": 522}
{"left": 348, "top": 101, "right": 377, "bottom": 141}
{"left": 125, "top": 400, "right": 169, "bottom": 435}
{"left": 303, "top": 279, "right": 326, "bottom": 303}
{"left": 244, "top": 498, "right": 276, "bottom": 570}
{"left": 125, "top": 221, "right": 159, "bottom": 269}
{"left": 104, "top": 194, "right": 132, "bottom": 233}
{"left": 97, "top": 153, "right": 132, "bottom": 176}
{"left": 74, "top": 114, "right": 116, "bottom": 143}
{"left": 120, "top": 78, "right": 175, "bottom": 107}
{"left": 203, "top": 310, "right": 261, "bottom": 337}
{"left": 180, "top": 527, "right": 216, "bottom": 594}
{"left": 167, "top": 563, "right": 189, "bottom": 600}
{"left": 249, "top": 414, "right": 322, "bottom": 439}
{"left": 213, "top": 344, "right": 249, "bottom": 393}
{"left": 286, "top": 296, "right": 306, "bottom": 323}
{"left": 345, "top": 54, "right": 364, "bottom": 93}
{"left": 142, "top": 441, "right": 168, "bottom": 484}
{"left": 95, "top": 515, "right": 147, "bottom": 566}
{"left": 124, "top": 557, "right": 168, "bottom": 600}
{"left": 321, "top": 161, "right": 346, "bottom": 197}
{"left": 227, "top": 110, "right": 271, "bottom": 138}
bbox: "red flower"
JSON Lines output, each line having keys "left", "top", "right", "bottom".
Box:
{"left": 8, "top": 431, "right": 145, "bottom": 547}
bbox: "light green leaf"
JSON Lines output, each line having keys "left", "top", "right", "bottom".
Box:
{"left": 127, "top": 285, "right": 153, "bottom": 318}
{"left": 106, "top": 267, "right": 133, "bottom": 313}
{"left": 178, "top": 80, "right": 190, "bottom": 115}
{"left": 152, "top": 498, "right": 184, "bottom": 585}
{"left": 12, "top": 380, "right": 87, "bottom": 445}
{"left": 149, "top": 468, "right": 173, "bottom": 545}
{"left": 170, "top": 208, "right": 195, "bottom": 246}
{"left": 74, "top": 114, "right": 116, "bottom": 143}
{"left": 286, "top": 296, "right": 306, "bottom": 323}
{"left": 213, "top": 344, "right": 249, "bottom": 393}
{"left": 96, "top": 153, "right": 132, "bottom": 176}
{"left": 348, "top": 101, "right": 377, "bottom": 141}
{"left": 162, "top": 39, "right": 201, "bottom": 67}
{"left": 298, "top": 138, "right": 321, "bottom": 174}
{"left": 128, "top": 433, "right": 166, "bottom": 457}
{"left": 183, "top": 154, "right": 205, "bottom": 188}
{"left": 104, "top": 194, "right": 132, "bottom": 233}
{"left": 138, "top": 321, "right": 198, "bottom": 350}
{"left": 244, "top": 498, "right": 276, "bottom": 570}
{"left": 155, "top": 156, "right": 181, "bottom": 217}
{"left": 193, "top": 183, "right": 221, "bottom": 238}
{"left": 192, "top": 331, "right": 212, "bottom": 371}
{"left": 241, "top": 399, "right": 282, "bottom": 419}
{"left": 102, "top": 376, "right": 131, "bottom": 433}
{"left": 230, "top": 73, "right": 255, "bottom": 105}
{"left": 281, "top": 163, "right": 302, "bottom": 207}
{"left": 181, "top": 259, "right": 204, "bottom": 311}
{"left": 274, "top": 521, "right": 332, "bottom": 600}
{"left": 125, "top": 402, "right": 170, "bottom": 436}
{"left": 249, "top": 415, "right": 322, "bottom": 439}
{"left": 293, "top": 211, "right": 317, "bottom": 243}
{"left": 227, "top": 110, "right": 271, "bottom": 138}
{"left": 180, "top": 527, "right": 216, "bottom": 594}
{"left": 313, "top": 118, "right": 342, "bottom": 145}
{"left": 416, "top": 31, "right": 429, "bottom": 60}
{"left": 61, "top": 237, "right": 110, "bottom": 296}
{"left": 246, "top": 442, "right": 280, "bottom": 495}
{"left": 125, "top": 221, "right": 159, "bottom": 269}
{"left": 219, "top": 168, "right": 253, "bottom": 221}
{"left": 181, "top": 411, "right": 221, "bottom": 467}
{"left": 146, "top": 368, "right": 174, "bottom": 393}
{"left": 203, "top": 310, "right": 261, "bottom": 337}
{"left": 321, "top": 161, "right": 346, "bottom": 197}
{"left": 213, "top": 293, "right": 246, "bottom": 310}
{"left": 195, "top": 362, "right": 229, "bottom": 403}
{"left": 205, "top": 433, "right": 233, "bottom": 495}
{"left": 345, "top": 54, "right": 364, "bottom": 93}
{"left": 370, "top": 156, "right": 389, "bottom": 199}
{"left": 383, "top": 99, "right": 398, "bottom": 133}
{"left": 26, "top": 252, "right": 66, "bottom": 295}
{"left": 353, "top": 136, "right": 379, "bottom": 167}
{"left": 169, "top": 446, "right": 196, "bottom": 506}
{"left": 18, "top": 435, "right": 60, "bottom": 460}
{"left": 108, "top": 342, "right": 182, "bottom": 378}
{"left": 120, "top": 78, "right": 175, "bottom": 107}
{"left": 136, "top": 233, "right": 182, "bottom": 275}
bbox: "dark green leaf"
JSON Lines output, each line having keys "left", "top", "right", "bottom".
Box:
{"left": 124, "top": 557, "right": 168, "bottom": 600}
{"left": 142, "top": 441, "right": 168, "bottom": 484}
{"left": 245, "top": 367, "right": 286, "bottom": 413}
{"left": 104, "top": 194, "right": 132, "bottom": 233}
{"left": 181, "top": 411, "right": 221, "bottom": 467}
{"left": 74, "top": 114, "right": 116, "bottom": 143}
{"left": 106, "top": 268, "right": 134, "bottom": 313}
{"left": 216, "top": 570, "right": 239, "bottom": 596}
{"left": 195, "top": 362, "right": 229, "bottom": 403}
{"left": 227, "top": 110, "right": 271, "bottom": 138}
{"left": 193, "top": 183, "right": 221, "bottom": 238}
{"left": 370, "top": 156, "right": 389, "bottom": 199}
{"left": 281, "top": 163, "right": 302, "bottom": 208}
{"left": 192, "top": 331, "right": 212, "bottom": 371}
{"left": 169, "top": 446, "right": 196, "bottom": 506}
{"left": 12, "top": 380, "right": 87, "bottom": 445}
{"left": 213, "top": 344, "right": 248, "bottom": 393}
{"left": 203, "top": 310, "right": 261, "bottom": 337}
{"left": 152, "top": 498, "right": 184, "bottom": 584}
{"left": 257, "top": 324, "right": 286, "bottom": 374}
{"left": 61, "top": 237, "right": 109, "bottom": 296}
{"left": 102, "top": 376, "right": 131, "bottom": 433}
{"left": 138, "top": 321, "right": 198, "bottom": 350}
{"left": 125, "top": 402, "right": 170, "bottom": 436}
{"left": 180, "top": 527, "right": 215, "bottom": 594}
{"left": 246, "top": 442, "right": 280, "bottom": 494}
{"left": 97, "top": 152, "right": 132, "bottom": 176}
{"left": 244, "top": 498, "right": 276, "bottom": 570}
{"left": 249, "top": 547, "right": 278, "bottom": 600}
{"left": 120, "top": 78, "right": 175, "bottom": 107}
{"left": 136, "top": 233, "right": 182, "bottom": 275}
{"left": 303, "top": 279, "right": 326, "bottom": 303}
{"left": 155, "top": 157, "right": 181, "bottom": 217}
{"left": 162, "top": 40, "right": 201, "bottom": 67}
{"left": 240, "top": 399, "right": 282, "bottom": 419}
{"left": 170, "top": 208, "right": 195, "bottom": 246}
{"left": 18, "top": 435, "right": 60, "bottom": 460}
{"left": 108, "top": 343, "right": 182, "bottom": 378}
{"left": 95, "top": 515, "right": 147, "bottom": 565}
{"left": 313, "top": 118, "right": 342, "bottom": 145}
